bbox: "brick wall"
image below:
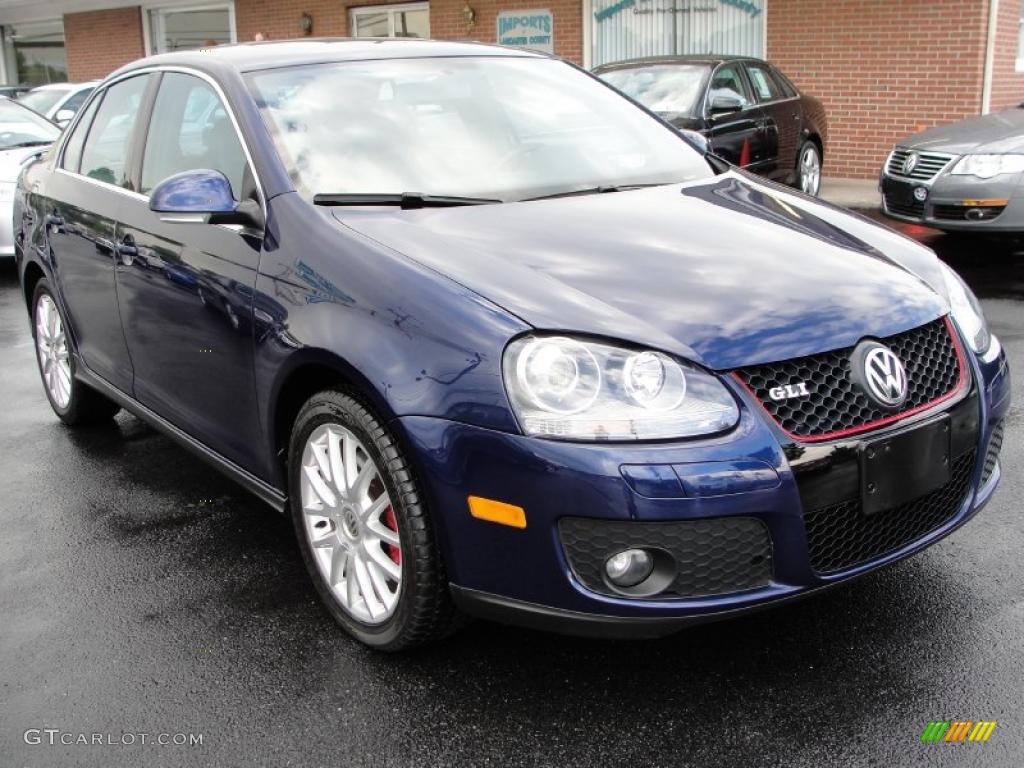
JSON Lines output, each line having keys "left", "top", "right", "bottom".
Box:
{"left": 988, "top": 0, "right": 1024, "bottom": 110}
{"left": 236, "top": 0, "right": 582, "bottom": 62}
{"left": 64, "top": 7, "right": 145, "bottom": 81}
{"left": 768, "top": 0, "right": 989, "bottom": 179}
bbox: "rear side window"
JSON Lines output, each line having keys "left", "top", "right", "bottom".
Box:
{"left": 61, "top": 96, "right": 101, "bottom": 174}
{"left": 770, "top": 68, "right": 797, "bottom": 98}
{"left": 79, "top": 75, "right": 149, "bottom": 188}
{"left": 140, "top": 72, "right": 249, "bottom": 198}
{"left": 745, "top": 64, "right": 783, "bottom": 102}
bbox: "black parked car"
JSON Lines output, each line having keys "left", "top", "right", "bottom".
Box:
{"left": 595, "top": 56, "right": 828, "bottom": 196}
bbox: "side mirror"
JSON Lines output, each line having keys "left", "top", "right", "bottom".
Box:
{"left": 149, "top": 169, "right": 264, "bottom": 231}
{"left": 709, "top": 95, "right": 743, "bottom": 116}
{"left": 679, "top": 128, "right": 708, "bottom": 154}
{"left": 54, "top": 108, "right": 75, "bottom": 125}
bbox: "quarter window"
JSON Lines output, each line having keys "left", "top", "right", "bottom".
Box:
{"left": 745, "top": 64, "right": 783, "bottom": 102}
{"left": 140, "top": 72, "right": 249, "bottom": 198}
{"left": 61, "top": 95, "right": 101, "bottom": 173}
{"left": 79, "top": 75, "right": 149, "bottom": 188}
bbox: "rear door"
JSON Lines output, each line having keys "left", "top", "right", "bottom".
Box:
{"left": 704, "top": 62, "right": 766, "bottom": 171}
{"left": 45, "top": 74, "right": 151, "bottom": 393}
{"left": 744, "top": 62, "right": 801, "bottom": 179}
{"left": 115, "top": 70, "right": 265, "bottom": 473}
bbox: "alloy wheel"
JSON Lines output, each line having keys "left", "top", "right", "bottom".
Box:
{"left": 35, "top": 294, "right": 72, "bottom": 409}
{"left": 299, "top": 423, "right": 402, "bottom": 625}
{"left": 800, "top": 145, "right": 821, "bottom": 196}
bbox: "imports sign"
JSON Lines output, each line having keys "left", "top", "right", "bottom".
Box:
{"left": 497, "top": 10, "right": 554, "bottom": 54}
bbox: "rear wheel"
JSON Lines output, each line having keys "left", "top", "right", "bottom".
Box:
{"left": 31, "top": 279, "right": 120, "bottom": 425}
{"left": 796, "top": 140, "right": 822, "bottom": 197}
{"left": 288, "top": 389, "right": 457, "bottom": 650}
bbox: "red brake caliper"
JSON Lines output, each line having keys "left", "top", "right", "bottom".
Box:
{"left": 384, "top": 505, "right": 401, "bottom": 565}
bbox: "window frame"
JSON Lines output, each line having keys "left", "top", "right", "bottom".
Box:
{"left": 145, "top": 2, "right": 237, "bottom": 56}
{"left": 348, "top": 2, "right": 429, "bottom": 38}
{"left": 703, "top": 62, "right": 756, "bottom": 117}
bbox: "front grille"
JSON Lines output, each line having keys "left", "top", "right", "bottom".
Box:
{"left": 883, "top": 191, "right": 925, "bottom": 219}
{"left": 559, "top": 517, "right": 772, "bottom": 599}
{"left": 980, "top": 421, "right": 1004, "bottom": 487}
{"left": 735, "top": 318, "right": 963, "bottom": 440}
{"left": 933, "top": 204, "right": 1006, "bottom": 222}
{"left": 886, "top": 148, "right": 956, "bottom": 181}
{"left": 805, "top": 451, "right": 975, "bottom": 574}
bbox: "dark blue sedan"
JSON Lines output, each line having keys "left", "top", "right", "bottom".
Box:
{"left": 14, "top": 40, "right": 1010, "bottom": 650}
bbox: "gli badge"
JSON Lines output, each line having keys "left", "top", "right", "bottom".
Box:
{"left": 769, "top": 382, "right": 811, "bottom": 401}
{"left": 850, "top": 341, "right": 909, "bottom": 409}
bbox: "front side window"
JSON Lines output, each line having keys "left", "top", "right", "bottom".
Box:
{"left": 141, "top": 72, "right": 249, "bottom": 197}
{"left": 745, "top": 64, "right": 783, "bottom": 102}
{"left": 247, "top": 56, "right": 711, "bottom": 202}
{"left": 79, "top": 75, "right": 150, "bottom": 188}
{"left": 60, "top": 87, "right": 94, "bottom": 114}
{"left": 598, "top": 64, "right": 711, "bottom": 118}
{"left": 708, "top": 64, "right": 751, "bottom": 110}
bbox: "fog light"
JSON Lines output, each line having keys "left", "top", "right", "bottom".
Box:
{"left": 604, "top": 549, "right": 654, "bottom": 588}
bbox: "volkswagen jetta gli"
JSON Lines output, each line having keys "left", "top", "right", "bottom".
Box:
{"left": 14, "top": 40, "right": 1011, "bottom": 650}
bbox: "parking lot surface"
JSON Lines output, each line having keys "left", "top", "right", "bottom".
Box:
{"left": 1, "top": 216, "right": 1022, "bottom": 767}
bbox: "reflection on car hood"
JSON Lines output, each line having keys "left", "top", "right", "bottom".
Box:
{"left": 901, "top": 107, "right": 1024, "bottom": 154}
{"left": 333, "top": 173, "right": 948, "bottom": 370}
{"left": 0, "top": 144, "right": 49, "bottom": 184}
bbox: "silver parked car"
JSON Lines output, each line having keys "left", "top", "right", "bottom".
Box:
{"left": 0, "top": 98, "right": 59, "bottom": 258}
{"left": 881, "top": 106, "right": 1024, "bottom": 233}
{"left": 18, "top": 81, "right": 98, "bottom": 127}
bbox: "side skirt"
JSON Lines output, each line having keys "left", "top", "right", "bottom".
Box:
{"left": 76, "top": 364, "right": 288, "bottom": 513}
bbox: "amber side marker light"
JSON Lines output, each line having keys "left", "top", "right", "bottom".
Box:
{"left": 959, "top": 199, "right": 1009, "bottom": 207}
{"left": 468, "top": 496, "right": 527, "bottom": 529}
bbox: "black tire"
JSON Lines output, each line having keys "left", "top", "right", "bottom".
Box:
{"left": 795, "top": 140, "right": 822, "bottom": 197}
{"left": 288, "top": 389, "right": 458, "bottom": 651}
{"left": 31, "top": 279, "right": 120, "bottom": 426}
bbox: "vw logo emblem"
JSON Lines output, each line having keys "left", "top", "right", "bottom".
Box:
{"left": 902, "top": 152, "right": 919, "bottom": 175}
{"left": 850, "top": 342, "right": 909, "bottom": 409}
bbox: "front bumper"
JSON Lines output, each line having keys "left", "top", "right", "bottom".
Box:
{"left": 880, "top": 171, "right": 1024, "bottom": 232}
{"left": 397, "top": 340, "right": 1011, "bottom": 638}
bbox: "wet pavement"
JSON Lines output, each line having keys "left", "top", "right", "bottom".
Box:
{"left": 1, "top": 214, "right": 1022, "bottom": 767}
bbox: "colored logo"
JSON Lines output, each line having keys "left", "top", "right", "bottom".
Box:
{"left": 921, "top": 721, "right": 997, "bottom": 743}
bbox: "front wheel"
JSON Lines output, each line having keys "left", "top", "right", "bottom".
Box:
{"left": 288, "top": 390, "right": 458, "bottom": 650}
{"left": 796, "top": 140, "right": 822, "bottom": 197}
{"left": 31, "top": 279, "right": 120, "bottom": 425}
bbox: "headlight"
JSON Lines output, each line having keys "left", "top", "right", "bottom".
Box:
{"left": 950, "top": 154, "right": 1024, "bottom": 179}
{"left": 503, "top": 336, "right": 739, "bottom": 441}
{"left": 939, "top": 262, "right": 991, "bottom": 356}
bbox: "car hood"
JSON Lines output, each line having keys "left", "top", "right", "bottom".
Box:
{"left": 332, "top": 173, "right": 948, "bottom": 370}
{"left": 902, "top": 107, "right": 1024, "bottom": 154}
{"left": 0, "top": 145, "right": 49, "bottom": 184}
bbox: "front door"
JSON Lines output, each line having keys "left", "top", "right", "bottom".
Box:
{"left": 704, "top": 62, "right": 766, "bottom": 172}
{"left": 744, "top": 62, "right": 801, "bottom": 180}
{"left": 115, "top": 71, "right": 265, "bottom": 473}
{"left": 44, "top": 74, "right": 151, "bottom": 393}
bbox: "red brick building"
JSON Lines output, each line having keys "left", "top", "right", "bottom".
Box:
{"left": 1, "top": 0, "right": 1021, "bottom": 178}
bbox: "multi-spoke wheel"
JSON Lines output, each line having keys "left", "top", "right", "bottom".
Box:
{"left": 796, "top": 140, "right": 822, "bottom": 197}
{"left": 30, "top": 279, "right": 120, "bottom": 425}
{"left": 288, "top": 390, "right": 457, "bottom": 650}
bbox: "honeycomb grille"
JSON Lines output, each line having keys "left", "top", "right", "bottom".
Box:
{"left": 558, "top": 516, "right": 772, "bottom": 599}
{"left": 980, "top": 421, "right": 1004, "bottom": 487}
{"left": 804, "top": 451, "right": 975, "bottom": 574}
{"left": 735, "top": 318, "right": 963, "bottom": 440}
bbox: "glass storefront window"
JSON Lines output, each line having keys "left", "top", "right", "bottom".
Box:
{"left": 589, "top": 0, "right": 764, "bottom": 68}
{"left": 6, "top": 20, "right": 67, "bottom": 85}
{"left": 150, "top": 4, "right": 235, "bottom": 54}
{"left": 350, "top": 3, "right": 429, "bottom": 39}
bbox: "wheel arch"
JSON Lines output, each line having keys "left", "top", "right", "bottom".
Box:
{"left": 22, "top": 260, "right": 46, "bottom": 315}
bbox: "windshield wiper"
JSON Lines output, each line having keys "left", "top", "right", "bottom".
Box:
{"left": 520, "top": 182, "right": 670, "bottom": 202}
{"left": 312, "top": 192, "right": 501, "bottom": 209}
{"left": 5, "top": 140, "right": 52, "bottom": 149}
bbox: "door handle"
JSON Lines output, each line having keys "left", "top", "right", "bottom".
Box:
{"left": 117, "top": 235, "right": 137, "bottom": 267}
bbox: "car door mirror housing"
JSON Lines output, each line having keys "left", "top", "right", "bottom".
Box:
{"left": 55, "top": 108, "right": 75, "bottom": 125}
{"left": 149, "top": 169, "right": 264, "bottom": 230}
{"left": 678, "top": 128, "right": 709, "bottom": 154}
{"left": 709, "top": 95, "right": 743, "bottom": 116}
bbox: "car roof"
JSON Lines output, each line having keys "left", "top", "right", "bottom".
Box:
{"left": 593, "top": 55, "right": 766, "bottom": 72}
{"left": 113, "top": 38, "right": 544, "bottom": 78}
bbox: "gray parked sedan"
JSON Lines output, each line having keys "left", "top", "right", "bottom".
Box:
{"left": 881, "top": 106, "right": 1024, "bottom": 233}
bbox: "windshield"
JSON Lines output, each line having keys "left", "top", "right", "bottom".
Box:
{"left": 19, "top": 87, "right": 71, "bottom": 115}
{"left": 598, "top": 64, "right": 710, "bottom": 118}
{"left": 247, "top": 56, "right": 712, "bottom": 202}
{"left": 0, "top": 100, "right": 59, "bottom": 148}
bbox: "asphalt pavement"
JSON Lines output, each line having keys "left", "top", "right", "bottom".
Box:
{"left": 1, "top": 213, "right": 1022, "bottom": 768}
